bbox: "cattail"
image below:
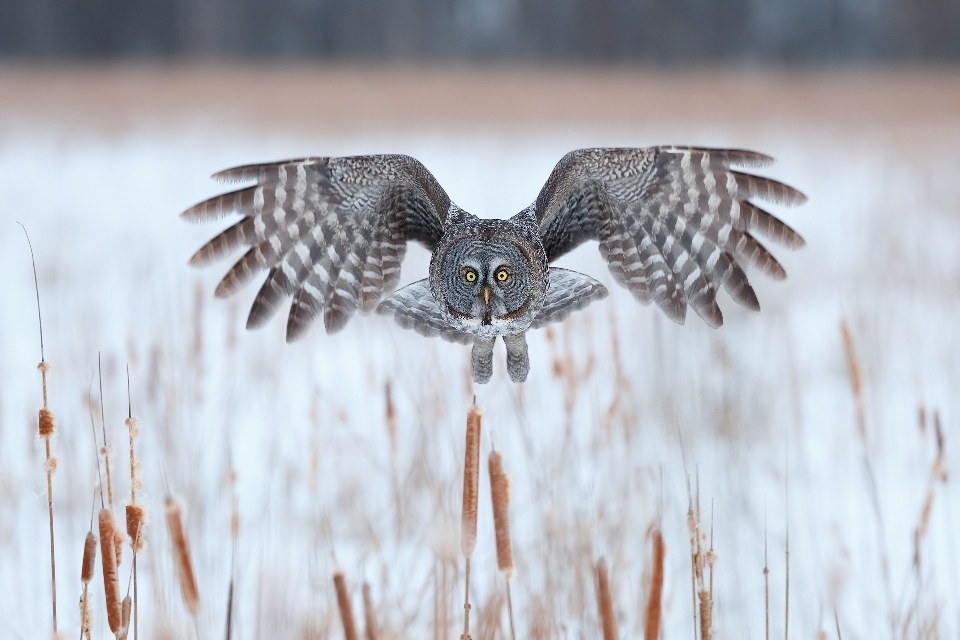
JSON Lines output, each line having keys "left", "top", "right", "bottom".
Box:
{"left": 126, "top": 504, "right": 145, "bottom": 552}
{"left": 595, "top": 558, "right": 618, "bottom": 640}
{"left": 488, "top": 451, "right": 513, "bottom": 577}
{"left": 80, "top": 530, "right": 97, "bottom": 640}
{"left": 22, "top": 226, "right": 58, "bottom": 632}
{"left": 488, "top": 450, "right": 516, "bottom": 640}
{"left": 119, "top": 595, "right": 132, "bottom": 640}
{"left": 80, "top": 594, "right": 93, "bottom": 640}
{"left": 114, "top": 528, "right": 125, "bottom": 567}
{"left": 81, "top": 531, "right": 97, "bottom": 584}
{"left": 362, "top": 582, "right": 378, "bottom": 640}
{"left": 166, "top": 497, "right": 200, "bottom": 616}
{"left": 644, "top": 530, "right": 665, "bottom": 640}
{"left": 38, "top": 407, "right": 56, "bottom": 438}
{"left": 461, "top": 406, "right": 481, "bottom": 558}
{"left": 460, "top": 405, "right": 481, "bottom": 640}
{"left": 99, "top": 509, "right": 122, "bottom": 633}
{"left": 333, "top": 570, "right": 358, "bottom": 640}
{"left": 699, "top": 589, "right": 713, "bottom": 640}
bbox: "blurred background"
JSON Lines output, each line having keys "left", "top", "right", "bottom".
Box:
{"left": 1, "top": 0, "right": 960, "bottom": 62}
{"left": 2, "top": 3, "right": 959, "bottom": 640}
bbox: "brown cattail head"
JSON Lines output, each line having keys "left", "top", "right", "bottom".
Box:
{"left": 38, "top": 407, "right": 56, "bottom": 439}
{"left": 119, "top": 595, "right": 132, "bottom": 640}
{"left": 488, "top": 451, "right": 513, "bottom": 577}
{"left": 461, "top": 406, "right": 482, "bottom": 558}
{"left": 113, "top": 527, "right": 125, "bottom": 567}
{"left": 595, "top": 557, "right": 618, "bottom": 640}
{"left": 126, "top": 504, "right": 145, "bottom": 552}
{"left": 644, "top": 530, "right": 665, "bottom": 640}
{"left": 333, "top": 570, "right": 359, "bottom": 640}
{"left": 81, "top": 531, "right": 97, "bottom": 584}
{"left": 98, "top": 509, "right": 122, "bottom": 633}
{"left": 699, "top": 589, "right": 713, "bottom": 640}
{"left": 125, "top": 416, "right": 140, "bottom": 439}
{"left": 166, "top": 497, "right": 200, "bottom": 616}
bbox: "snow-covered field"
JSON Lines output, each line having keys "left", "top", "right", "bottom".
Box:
{"left": 1, "top": 68, "right": 959, "bottom": 639}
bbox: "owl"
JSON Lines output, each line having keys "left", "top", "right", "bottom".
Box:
{"left": 182, "top": 147, "right": 805, "bottom": 383}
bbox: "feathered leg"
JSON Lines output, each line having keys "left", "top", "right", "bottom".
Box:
{"left": 502, "top": 333, "right": 529, "bottom": 383}
{"left": 471, "top": 337, "right": 496, "bottom": 384}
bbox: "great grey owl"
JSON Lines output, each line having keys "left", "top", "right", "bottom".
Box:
{"left": 182, "top": 147, "right": 805, "bottom": 383}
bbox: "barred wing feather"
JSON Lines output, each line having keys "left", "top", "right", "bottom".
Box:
{"left": 534, "top": 147, "right": 806, "bottom": 328}
{"left": 183, "top": 155, "right": 451, "bottom": 340}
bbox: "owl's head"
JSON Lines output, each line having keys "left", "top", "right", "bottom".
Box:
{"left": 430, "top": 211, "right": 548, "bottom": 334}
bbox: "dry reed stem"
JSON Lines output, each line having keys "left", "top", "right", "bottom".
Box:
{"left": 333, "top": 570, "right": 358, "bottom": 640}
{"left": 99, "top": 509, "right": 123, "bottom": 634}
{"left": 362, "top": 583, "right": 378, "bottom": 640}
{"left": 595, "top": 557, "right": 618, "bottom": 640}
{"left": 460, "top": 558, "right": 473, "bottom": 640}
{"left": 165, "top": 497, "right": 200, "bottom": 616}
{"left": 784, "top": 535, "right": 790, "bottom": 640}
{"left": 914, "top": 411, "right": 946, "bottom": 571}
{"left": 461, "top": 406, "right": 481, "bottom": 558}
{"left": 764, "top": 525, "right": 770, "bottom": 640}
{"left": 39, "top": 366, "right": 58, "bottom": 632}
{"left": 21, "top": 224, "right": 58, "bottom": 632}
{"left": 644, "top": 530, "right": 665, "bottom": 640}
{"left": 488, "top": 452, "right": 513, "bottom": 577}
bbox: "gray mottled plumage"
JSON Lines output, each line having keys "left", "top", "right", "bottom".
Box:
{"left": 183, "top": 147, "right": 806, "bottom": 383}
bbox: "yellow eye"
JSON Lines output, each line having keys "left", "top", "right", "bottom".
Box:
{"left": 496, "top": 269, "right": 509, "bottom": 282}
{"left": 464, "top": 269, "right": 477, "bottom": 283}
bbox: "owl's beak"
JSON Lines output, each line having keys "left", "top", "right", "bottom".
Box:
{"left": 482, "top": 285, "right": 491, "bottom": 306}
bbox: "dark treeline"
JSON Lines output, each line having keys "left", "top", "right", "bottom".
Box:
{"left": 1, "top": 0, "right": 958, "bottom": 62}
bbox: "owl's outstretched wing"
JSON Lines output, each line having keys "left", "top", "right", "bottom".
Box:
{"left": 376, "top": 279, "right": 473, "bottom": 344}
{"left": 530, "top": 268, "right": 608, "bottom": 329}
{"left": 533, "top": 147, "right": 806, "bottom": 327}
{"left": 183, "top": 155, "right": 452, "bottom": 340}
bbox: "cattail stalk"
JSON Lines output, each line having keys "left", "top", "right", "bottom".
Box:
{"left": 460, "top": 404, "right": 481, "bottom": 640}
{"left": 166, "top": 497, "right": 200, "bottom": 616}
{"left": 22, "top": 224, "right": 58, "bottom": 634}
{"left": 764, "top": 523, "right": 770, "bottom": 640}
{"left": 595, "top": 557, "right": 618, "bottom": 640}
{"left": 99, "top": 509, "right": 123, "bottom": 634}
{"left": 644, "top": 530, "right": 665, "bottom": 640}
{"left": 334, "top": 570, "right": 358, "bottom": 640}
{"left": 488, "top": 451, "right": 515, "bottom": 640}
{"left": 125, "top": 371, "right": 143, "bottom": 640}
{"left": 80, "top": 530, "right": 97, "bottom": 640}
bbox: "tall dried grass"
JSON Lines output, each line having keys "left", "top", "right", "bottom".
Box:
{"left": 20, "top": 224, "right": 59, "bottom": 634}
